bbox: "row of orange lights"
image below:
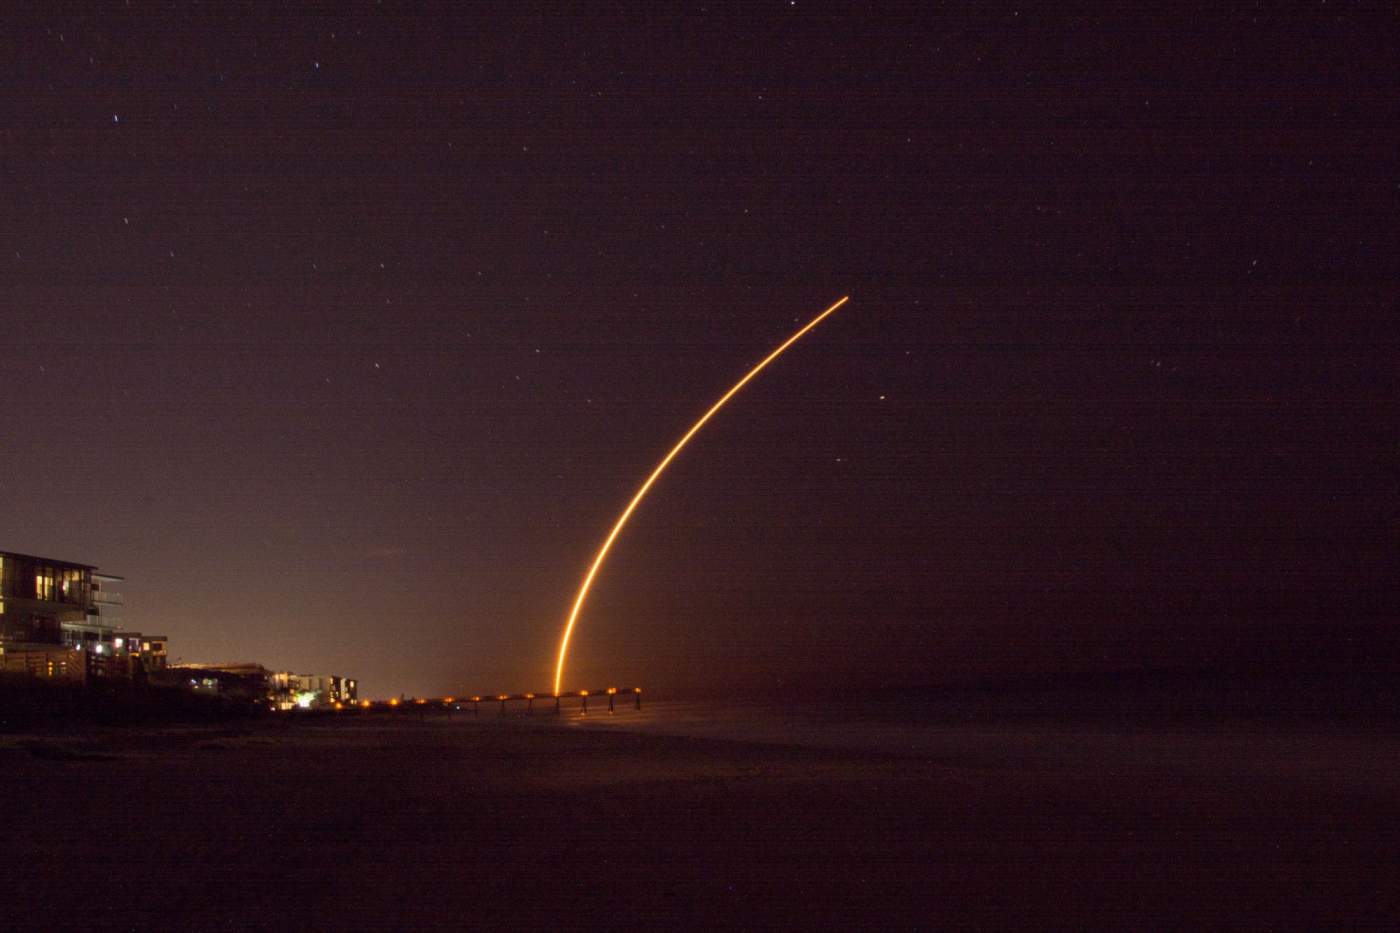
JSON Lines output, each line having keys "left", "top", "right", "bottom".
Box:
{"left": 321, "top": 687, "right": 641, "bottom": 709}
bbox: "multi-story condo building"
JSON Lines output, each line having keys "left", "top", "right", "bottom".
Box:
{"left": 0, "top": 550, "right": 94, "bottom": 650}
{"left": 0, "top": 550, "right": 96, "bottom": 680}
{"left": 0, "top": 550, "right": 163, "bottom": 683}
{"left": 61, "top": 572, "right": 126, "bottom": 652}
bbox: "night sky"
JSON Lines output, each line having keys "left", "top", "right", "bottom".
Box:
{"left": 3, "top": 3, "right": 1395, "bottom": 697}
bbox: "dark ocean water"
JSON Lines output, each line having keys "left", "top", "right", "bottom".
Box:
{"left": 558, "top": 697, "right": 937, "bottom": 753}
{"left": 543, "top": 691, "right": 1400, "bottom": 792}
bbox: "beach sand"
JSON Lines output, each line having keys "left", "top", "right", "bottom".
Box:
{"left": 3, "top": 710, "right": 1397, "bottom": 929}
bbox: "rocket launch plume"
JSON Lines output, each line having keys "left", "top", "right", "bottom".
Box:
{"left": 552, "top": 295, "right": 851, "bottom": 695}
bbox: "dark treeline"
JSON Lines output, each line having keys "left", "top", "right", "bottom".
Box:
{"left": 0, "top": 675, "right": 266, "bottom": 732}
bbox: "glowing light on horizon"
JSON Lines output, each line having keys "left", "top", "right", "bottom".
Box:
{"left": 552, "top": 295, "right": 852, "bottom": 695}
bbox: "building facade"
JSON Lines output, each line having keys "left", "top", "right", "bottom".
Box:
{"left": 161, "top": 663, "right": 270, "bottom": 702}
{"left": 0, "top": 551, "right": 93, "bottom": 650}
{"left": 269, "top": 672, "right": 359, "bottom": 709}
{"left": 0, "top": 550, "right": 99, "bottom": 681}
{"left": 61, "top": 572, "right": 125, "bottom": 653}
{"left": 0, "top": 549, "right": 159, "bottom": 683}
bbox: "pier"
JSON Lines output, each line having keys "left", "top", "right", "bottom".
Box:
{"left": 312, "top": 687, "right": 643, "bottom": 716}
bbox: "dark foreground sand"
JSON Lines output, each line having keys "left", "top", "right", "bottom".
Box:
{"left": 4, "top": 711, "right": 1398, "bottom": 930}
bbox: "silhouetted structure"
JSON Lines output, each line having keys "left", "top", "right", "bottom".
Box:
{"left": 160, "top": 663, "right": 272, "bottom": 703}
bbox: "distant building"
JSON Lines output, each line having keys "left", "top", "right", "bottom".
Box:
{"left": 114, "top": 631, "right": 169, "bottom": 675}
{"left": 161, "top": 663, "right": 271, "bottom": 703}
{"left": 165, "top": 664, "right": 355, "bottom": 708}
{"left": 269, "top": 672, "right": 359, "bottom": 709}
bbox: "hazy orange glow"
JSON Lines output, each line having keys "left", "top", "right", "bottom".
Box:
{"left": 552, "top": 295, "right": 851, "bottom": 694}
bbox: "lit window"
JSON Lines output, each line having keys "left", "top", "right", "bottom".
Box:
{"left": 36, "top": 574, "right": 54, "bottom": 600}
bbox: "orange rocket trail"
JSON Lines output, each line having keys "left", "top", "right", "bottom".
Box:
{"left": 552, "top": 295, "right": 851, "bottom": 695}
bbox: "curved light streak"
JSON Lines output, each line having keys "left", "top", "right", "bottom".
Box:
{"left": 552, "top": 295, "right": 851, "bottom": 695}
